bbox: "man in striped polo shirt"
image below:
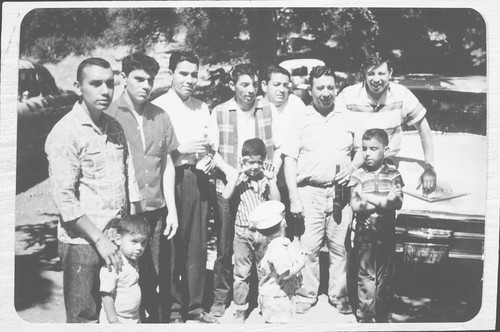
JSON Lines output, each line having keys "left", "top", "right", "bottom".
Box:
{"left": 335, "top": 51, "right": 436, "bottom": 194}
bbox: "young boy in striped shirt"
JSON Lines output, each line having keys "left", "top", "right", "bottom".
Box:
{"left": 348, "top": 128, "right": 404, "bottom": 323}
{"left": 222, "top": 138, "right": 280, "bottom": 323}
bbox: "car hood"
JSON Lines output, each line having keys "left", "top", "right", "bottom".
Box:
{"left": 394, "top": 131, "right": 486, "bottom": 219}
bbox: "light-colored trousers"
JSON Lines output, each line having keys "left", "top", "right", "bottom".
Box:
{"left": 295, "top": 186, "right": 351, "bottom": 305}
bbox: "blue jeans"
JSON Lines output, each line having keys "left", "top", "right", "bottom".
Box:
{"left": 58, "top": 242, "right": 101, "bottom": 323}
{"left": 212, "top": 192, "right": 238, "bottom": 305}
{"left": 232, "top": 226, "right": 267, "bottom": 310}
{"left": 353, "top": 215, "right": 395, "bottom": 320}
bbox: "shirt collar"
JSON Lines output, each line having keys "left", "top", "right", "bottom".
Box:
{"left": 228, "top": 96, "right": 263, "bottom": 114}
{"left": 72, "top": 101, "right": 103, "bottom": 133}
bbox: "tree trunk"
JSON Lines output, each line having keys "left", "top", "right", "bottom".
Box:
{"left": 246, "top": 8, "right": 277, "bottom": 72}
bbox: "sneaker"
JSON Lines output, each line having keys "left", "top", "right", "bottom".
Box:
{"left": 295, "top": 302, "right": 312, "bottom": 314}
{"left": 233, "top": 309, "right": 246, "bottom": 323}
{"left": 210, "top": 302, "right": 226, "bottom": 317}
{"left": 189, "top": 311, "right": 219, "bottom": 323}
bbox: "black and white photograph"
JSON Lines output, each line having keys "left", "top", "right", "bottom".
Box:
{"left": 1, "top": 1, "right": 498, "bottom": 330}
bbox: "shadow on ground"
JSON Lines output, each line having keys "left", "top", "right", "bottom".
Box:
{"left": 15, "top": 218, "right": 61, "bottom": 312}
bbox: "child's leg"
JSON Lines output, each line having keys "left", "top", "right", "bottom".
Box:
{"left": 354, "top": 224, "right": 377, "bottom": 320}
{"left": 374, "top": 229, "right": 396, "bottom": 322}
{"left": 233, "top": 226, "right": 255, "bottom": 310}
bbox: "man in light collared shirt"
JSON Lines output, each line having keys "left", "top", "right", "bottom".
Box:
{"left": 282, "top": 65, "right": 359, "bottom": 316}
{"left": 106, "top": 53, "right": 179, "bottom": 323}
{"left": 152, "top": 51, "right": 219, "bottom": 324}
{"left": 45, "top": 57, "right": 142, "bottom": 323}
{"left": 260, "top": 64, "right": 306, "bottom": 239}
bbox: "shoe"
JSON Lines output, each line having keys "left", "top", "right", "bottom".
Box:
{"left": 330, "top": 301, "right": 353, "bottom": 314}
{"left": 210, "top": 302, "right": 226, "bottom": 317}
{"left": 169, "top": 318, "right": 185, "bottom": 324}
{"left": 295, "top": 302, "right": 313, "bottom": 314}
{"left": 358, "top": 317, "right": 376, "bottom": 323}
{"left": 233, "top": 309, "right": 246, "bottom": 323}
{"left": 190, "top": 311, "right": 219, "bottom": 323}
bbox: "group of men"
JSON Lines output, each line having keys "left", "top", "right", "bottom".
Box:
{"left": 45, "top": 49, "right": 436, "bottom": 323}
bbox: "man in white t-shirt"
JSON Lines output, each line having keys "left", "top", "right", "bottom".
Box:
{"left": 152, "top": 51, "right": 219, "bottom": 324}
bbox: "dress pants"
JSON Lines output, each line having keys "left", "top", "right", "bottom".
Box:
{"left": 171, "top": 165, "right": 209, "bottom": 317}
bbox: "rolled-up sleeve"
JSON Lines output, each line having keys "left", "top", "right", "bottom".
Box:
{"left": 45, "top": 128, "right": 85, "bottom": 223}
{"left": 280, "top": 116, "right": 301, "bottom": 159}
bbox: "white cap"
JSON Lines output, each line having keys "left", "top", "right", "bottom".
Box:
{"left": 249, "top": 201, "right": 285, "bottom": 231}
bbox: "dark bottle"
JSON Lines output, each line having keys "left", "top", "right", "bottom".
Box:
{"left": 333, "top": 164, "right": 346, "bottom": 224}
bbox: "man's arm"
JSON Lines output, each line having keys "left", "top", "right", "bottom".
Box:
{"left": 162, "top": 153, "right": 178, "bottom": 240}
{"left": 101, "top": 292, "right": 120, "bottom": 323}
{"left": 414, "top": 117, "right": 437, "bottom": 193}
{"left": 284, "top": 156, "right": 304, "bottom": 218}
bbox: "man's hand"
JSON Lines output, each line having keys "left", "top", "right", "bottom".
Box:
{"left": 179, "top": 138, "right": 209, "bottom": 155}
{"left": 95, "top": 236, "right": 122, "bottom": 273}
{"left": 163, "top": 212, "right": 178, "bottom": 240}
{"left": 417, "top": 164, "right": 437, "bottom": 195}
{"left": 335, "top": 164, "right": 356, "bottom": 185}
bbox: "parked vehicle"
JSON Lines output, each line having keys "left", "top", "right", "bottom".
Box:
{"left": 17, "top": 60, "right": 78, "bottom": 193}
{"left": 279, "top": 58, "right": 325, "bottom": 103}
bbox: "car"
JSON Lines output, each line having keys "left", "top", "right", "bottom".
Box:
{"left": 17, "top": 59, "right": 79, "bottom": 193}
{"left": 391, "top": 74, "right": 486, "bottom": 288}
{"left": 279, "top": 58, "right": 325, "bottom": 103}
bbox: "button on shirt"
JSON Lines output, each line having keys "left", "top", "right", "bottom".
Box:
{"left": 152, "top": 88, "right": 218, "bottom": 166}
{"left": 281, "top": 105, "right": 357, "bottom": 185}
{"left": 45, "top": 102, "right": 142, "bottom": 244}
{"left": 106, "top": 93, "right": 179, "bottom": 211}
{"left": 336, "top": 82, "right": 426, "bottom": 157}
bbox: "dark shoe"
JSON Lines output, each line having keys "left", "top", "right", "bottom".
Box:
{"left": 295, "top": 302, "right": 312, "bottom": 314}
{"left": 233, "top": 309, "right": 246, "bottom": 323}
{"left": 330, "top": 300, "right": 353, "bottom": 314}
{"left": 358, "top": 317, "right": 376, "bottom": 323}
{"left": 190, "top": 311, "right": 219, "bottom": 324}
{"left": 210, "top": 302, "right": 226, "bottom": 317}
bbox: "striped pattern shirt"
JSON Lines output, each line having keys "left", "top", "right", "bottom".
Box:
{"left": 336, "top": 82, "right": 426, "bottom": 157}
{"left": 235, "top": 177, "right": 270, "bottom": 227}
{"left": 348, "top": 162, "right": 404, "bottom": 222}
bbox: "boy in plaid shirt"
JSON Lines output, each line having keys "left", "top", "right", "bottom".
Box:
{"left": 348, "top": 128, "right": 404, "bottom": 323}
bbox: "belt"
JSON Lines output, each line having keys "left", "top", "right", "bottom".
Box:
{"left": 298, "top": 180, "right": 334, "bottom": 188}
{"left": 176, "top": 164, "right": 197, "bottom": 172}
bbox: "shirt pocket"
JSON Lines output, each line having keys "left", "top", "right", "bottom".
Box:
{"left": 81, "top": 147, "right": 106, "bottom": 180}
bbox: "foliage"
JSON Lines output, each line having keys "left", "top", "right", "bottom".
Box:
{"left": 19, "top": 7, "right": 486, "bottom": 75}
{"left": 20, "top": 8, "right": 108, "bottom": 63}
{"left": 100, "top": 8, "right": 177, "bottom": 52}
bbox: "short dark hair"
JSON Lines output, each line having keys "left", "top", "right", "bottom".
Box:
{"left": 117, "top": 215, "right": 151, "bottom": 237}
{"left": 122, "top": 53, "right": 159, "bottom": 77}
{"left": 169, "top": 51, "right": 200, "bottom": 72}
{"left": 361, "top": 51, "right": 393, "bottom": 73}
{"left": 362, "top": 128, "right": 389, "bottom": 147}
{"left": 231, "top": 63, "right": 258, "bottom": 83}
{"left": 261, "top": 65, "right": 290, "bottom": 84}
{"left": 241, "top": 138, "right": 266, "bottom": 158}
{"left": 76, "top": 57, "right": 111, "bottom": 83}
{"left": 309, "top": 65, "right": 337, "bottom": 87}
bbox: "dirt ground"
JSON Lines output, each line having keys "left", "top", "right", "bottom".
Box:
{"left": 15, "top": 177, "right": 484, "bottom": 327}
